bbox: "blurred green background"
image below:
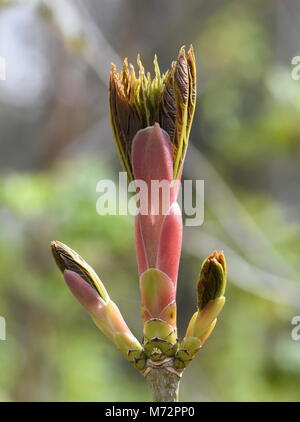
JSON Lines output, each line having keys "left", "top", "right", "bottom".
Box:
{"left": 1, "top": 0, "right": 300, "bottom": 401}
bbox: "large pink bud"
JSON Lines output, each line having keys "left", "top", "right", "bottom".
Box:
{"left": 131, "top": 124, "right": 182, "bottom": 288}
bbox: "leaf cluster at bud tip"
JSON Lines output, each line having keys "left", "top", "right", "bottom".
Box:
{"left": 109, "top": 45, "right": 196, "bottom": 181}
{"left": 51, "top": 241, "right": 145, "bottom": 371}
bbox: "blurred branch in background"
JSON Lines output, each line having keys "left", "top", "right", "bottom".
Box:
{"left": 38, "top": 0, "right": 123, "bottom": 78}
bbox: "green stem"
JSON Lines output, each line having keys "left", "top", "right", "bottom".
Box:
{"left": 144, "top": 359, "right": 181, "bottom": 402}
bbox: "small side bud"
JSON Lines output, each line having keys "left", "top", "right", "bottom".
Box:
{"left": 174, "top": 251, "right": 227, "bottom": 371}
{"left": 51, "top": 241, "right": 144, "bottom": 370}
{"left": 197, "top": 250, "right": 227, "bottom": 310}
{"left": 51, "top": 240, "right": 110, "bottom": 302}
